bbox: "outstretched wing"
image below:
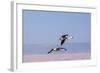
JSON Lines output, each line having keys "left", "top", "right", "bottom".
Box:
{"left": 48, "top": 49, "right": 54, "bottom": 54}
{"left": 61, "top": 39, "right": 66, "bottom": 46}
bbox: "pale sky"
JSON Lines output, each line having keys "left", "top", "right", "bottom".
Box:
{"left": 23, "top": 10, "right": 91, "bottom": 45}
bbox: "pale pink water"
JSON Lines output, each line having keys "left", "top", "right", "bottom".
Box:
{"left": 23, "top": 53, "right": 90, "bottom": 62}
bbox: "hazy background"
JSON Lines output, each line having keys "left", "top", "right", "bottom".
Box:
{"left": 22, "top": 10, "right": 91, "bottom": 55}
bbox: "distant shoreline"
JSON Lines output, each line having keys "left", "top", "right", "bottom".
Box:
{"left": 23, "top": 43, "right": 91, "bottom": 54}
{"left": 23, "top": 53, "right": 91, "bottom": 62}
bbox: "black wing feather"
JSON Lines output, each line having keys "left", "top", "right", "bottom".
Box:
{"left": 61, "top": 39, "right": 66, "bottom": 46}
{"left": 48, "top": 49, "right": 54, "bottom": 54}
